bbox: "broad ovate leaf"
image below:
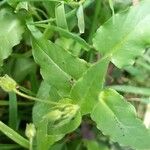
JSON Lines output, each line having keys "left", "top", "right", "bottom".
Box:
{"left": 47, "top": 108, "right": 81, "bottom": 135}
{"left": 36, "top": 119, "right": 63, "bottom": 150}
{"left": 93, "top": 0, "right": 150, "bottom": 68}
{"left": 32, "top": 37, "right": 89, "bottom": 96}
{"left": 33, "top": 82, "right": 64, "bottom": 149}
{"left": 70, "top": 57, "right": 109, "bottom": 115}
{"left": 33, "top": 82, "right": 81, "bottom": 150}
{"left": 33, "top": 81, "right": 61, "bottom": 126}
{"left": 41, "top": 98, "right": 81, "bottom": 135}
{"left": 91, "top": 89, "right": 150, "bottom": 150}
{"left": 0, "top": 9, "right": 24, "bottom": 66}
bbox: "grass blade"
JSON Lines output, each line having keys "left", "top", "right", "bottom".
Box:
{"left": 0, "top": 121, "right": 29, "bottom": 149}
{"left": 9, "top": 92, "right": 18, "bottom": 130}
{"left": 109, "top": 85, "right": 150, "bottom": 96}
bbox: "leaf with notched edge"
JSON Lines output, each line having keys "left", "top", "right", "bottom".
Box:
{"left": 91, "top": 89, "right": 150, "bottom": 150}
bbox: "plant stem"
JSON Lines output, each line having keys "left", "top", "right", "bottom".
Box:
{"left": 142, "top": 55, "right": 150, "bottom": 64}
{"left": 19, "top": 86, "right": 36, "bottom": 97}
{"left": 29, "top": 138, "right": 33, "bottom": 150}
{"left": 9, "top": 92, "right": 18, "bottom": 130}
{"left": 136, "top": 59, "right": 150, "bottom": 72}
{"left": 14, "top": 89, "right": 59, "bottom": 105}
{"left": 88, "top": 0, "right": 102, "bottom": 43}
{"left": 0, "top": 100, "right": 34, "bottom": 106}
{"left": 34, "top": 0, "right": 94, "bottom": 24}
{"left": 36, "top": 23, "right": 92, "bottom": 50}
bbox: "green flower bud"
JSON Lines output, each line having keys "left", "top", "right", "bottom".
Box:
{"left": 63, "top": 104, "right": 79, "bottom": 115}
{"left": 25, "top": 123, "right": 36, "bottom": 139}
{"left": 43, "top": 109, "right": 62, "bottom": 122}
{"left": 62, "top": 104, "right": 79, "bottom": 119}
{"left": 0, "top": 75, "right": 17, "bottom": 92}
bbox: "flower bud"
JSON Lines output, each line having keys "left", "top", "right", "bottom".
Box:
{"left": 25, "top": 123, "right": 36, "bottom": 139}
{"left": 0, "top": 75, "right": 17, "bottom": 92}
{"left": 43, "top": 109, "right": 62, "bottom": 122}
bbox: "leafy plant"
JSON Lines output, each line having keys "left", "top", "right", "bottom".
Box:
{"left": 0, "top": 0, "right": 150, "bottom": 150}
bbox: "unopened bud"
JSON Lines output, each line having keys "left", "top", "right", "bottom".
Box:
{"left": 43, "top": 109, "right": 62, "bottom": 122}
{"left": 25, "top": 123, "right": 36, "bottom": 139}
{"left": 0, "top": 75, "right": 17, "bottom": 92}
{"left": 62, "top": 104, "right": 79, "bottom": 119}
{"left": 64, "top": 104, "right": 79, "bottom": 115}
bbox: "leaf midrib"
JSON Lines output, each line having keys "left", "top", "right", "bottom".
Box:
{"left": 34, "top": 40, "right": 73, "bottom": 80}
{"left": 103, "top": 13, "right": 150, "bottom": 56}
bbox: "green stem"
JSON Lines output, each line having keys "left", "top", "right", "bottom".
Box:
{"left": 9, "top": 92, "right": 18, "bottom": 130}
{"left": 0, "top": 100, "right": 34, "bottom": 106}
{"left": 29, "top": 138, "right": 33, "bottom": 150}
{"left": 0, "top": 144, "right": 21, "bottom": 149}
{"left": 136, "top": 59, "right": 150, "bottom": 72}
{"left": 34, "top": 7, "right": 49, "bottom": 19}
{"left": 33, "top": 9, "right": 77, "bottom": 24}
{"left": 14, "top": 89, "right": 59, "bottom": 105}
{"left": 43, "top": 23, "right": 54, "bottom": 39}
{"left": 34, "top": 0, "right": 94, "bottom": 25}
{"left": 88, "top": 0, "right": 102, "bottom": 43}
{"left": 30, "top": 72, "right": 38, "bottom": 93}
{"left": 0, "top": 121, "right": 29, "bottom": 149}
{"left": 25, "top": 0, "right": 83, "bottom": 6}
{"left": 35, "top": 23, "right": 92, "bottom": 50}
{"left": 142, "top": 55, "right": 150, "bottom": 64}
{"left": 19, "top": 86, "right": 36, "bottom": 97}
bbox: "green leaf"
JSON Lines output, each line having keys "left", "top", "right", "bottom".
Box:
{"left": 108, "top": 0, "right": 114, "bottom": 18}
{"left": 55, "top": 37, "right": 82, "bottom": 56}
{"left": 0, "top": 121, "right": 29, "bottom": 149}
{"left": 15, "top": 2, "right": 28, "bottom": 12}
{"left": 35, "top": 24, "right": 92, "bottom": 51}
{"left": 77, "top": 4, "right": 85, "bottom": 34}
{"left": 32, "top": 37, "right": 89, "bottom": 96}
{"left": 93, "top": 0, "right": 150, "bottom": 68}
{"left": 7, "top": 0, "right": 18, "bottom": 6}
{"left": 109, "top": 85, "right": 150, "bottom": 96}
{"left": 0, "top": 9, "right": 24, "bottom": 66}
{"left": 36, "top": 119, "right": 64, "bottom": 150}
{"left": 12, "top": 57, "right": 36, "bottom": 82}
{"left": 37, "top": 97, "right": 81, "bottom": 136}
{"left": 26, "top": 19, "right": 43, "bottom": 39}
{"left": 33, "top": 82, "right": 63, "bottom": 150}
{"left": 0, "top": 144, "right": 21, "bottom": 150}
{"left": 33, "top": 81, "right": 60, "bottom": 126}
{"left": 9, "top": 92, "right": 17, "bottom": 130}
{"left": 33, "top": 82, "right": 81, "bottom": 150}
{"left": 55, "top": 2, "right": 68, "bottom": 30}
{"left": 70, "top": 57, "right": 109, "bottom": 114}
{"left": 91, "top": 89, "right": 150, "bottom": 150}
{"left": 47, "top": 108, "right": 81, "bottom": 135}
